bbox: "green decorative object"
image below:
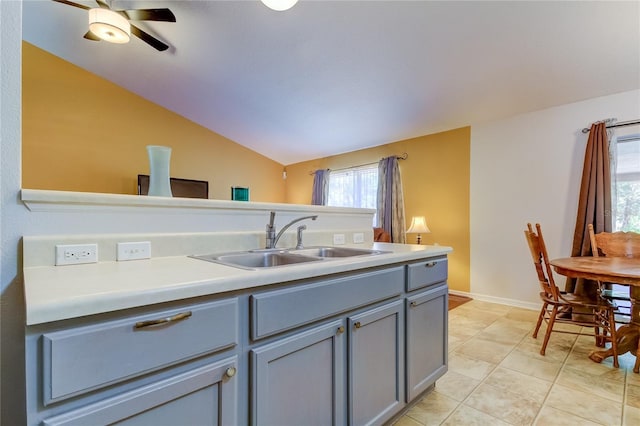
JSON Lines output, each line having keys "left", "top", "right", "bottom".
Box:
{"left": 231, "top": 186, "right": 249, "bottom": 201}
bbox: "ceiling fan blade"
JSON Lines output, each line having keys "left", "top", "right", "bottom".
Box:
{"left": 95, "top": 0, "right": 110, "bottom": 9}
{"left": 83, "top": 30, "right": 101, "bottom": 41}
{"left": 130, "top": 24, "right": 169, "bottom": 51}
{"left": 121, "top": 8, "right": 176, "bottom": 22}
{"left": 51, "top": 0, "right": 90, "bottom": 11}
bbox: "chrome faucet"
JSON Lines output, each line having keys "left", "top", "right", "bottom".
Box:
{"left": 265, "top": 211, "right": 318, "bottom": 249}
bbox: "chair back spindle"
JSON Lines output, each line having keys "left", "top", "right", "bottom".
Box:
{"left": 524, "top": 223, "right": 560, "bottom": 301}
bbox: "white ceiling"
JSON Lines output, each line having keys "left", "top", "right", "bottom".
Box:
{"left": 22, "top": 0, "right": 640, "bottom": 165}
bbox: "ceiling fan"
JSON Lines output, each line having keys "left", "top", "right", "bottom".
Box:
{"left": 52, "top": 0, "right": 176, "bottom": 51}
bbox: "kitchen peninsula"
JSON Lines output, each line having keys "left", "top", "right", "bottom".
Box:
{"left": 22, "top": 190, "right": 451, "bottom": 426}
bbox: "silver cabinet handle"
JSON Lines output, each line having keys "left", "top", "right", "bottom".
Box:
{"left": 425, "top": 262, "right": 437, "bottom": 268}
{"left": 410, "top": 301, "right": 418, "bottom": 308}
{"left": 134, "top": 311, "right": 192, "bottom": 329}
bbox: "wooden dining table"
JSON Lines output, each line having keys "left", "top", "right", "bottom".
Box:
{"left": 550, "top": 256, "right": 640, "bottom": 370}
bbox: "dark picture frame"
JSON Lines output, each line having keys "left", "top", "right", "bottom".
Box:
{"left": 138, "top": 175, "right": 209, "bottom": 199}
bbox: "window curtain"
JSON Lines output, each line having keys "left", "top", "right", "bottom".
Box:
{"left": 311, "top": 169, "right": 329, "bottom": 205}
{"left": 377, "top": 156, "right": 406, "bottom": 243}
{"left": 566, "top": 121, "right": 613, "bottom": 296}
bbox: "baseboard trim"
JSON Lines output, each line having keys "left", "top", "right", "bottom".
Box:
{"left": 448, "top": 289, "right": 539, "bottom": 311}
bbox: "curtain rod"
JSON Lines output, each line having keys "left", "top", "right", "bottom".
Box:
{"left": 581, "top": 119, "right": 640, "bottom": 134}
{"left": 309, "top": 152, "right": 408, "bottom": 175}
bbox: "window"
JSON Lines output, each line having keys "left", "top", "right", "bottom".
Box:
{"left": 327, "top": 165, "right": 378, "bottom": 223}
{"left": 613, "top": 135, "right": 640, "bottom": 232}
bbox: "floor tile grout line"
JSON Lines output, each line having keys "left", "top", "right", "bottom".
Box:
{"left": 440, "top": 307, "right": 538, "bottom": 425}
{"left": 399, "top": 301, "right": 637, "bottom": 426}
{"left": 534, "top": 325, "right": 629, "bottom": 426}
{"left": 437, "top": 308, "right": 507, "bottom": 425}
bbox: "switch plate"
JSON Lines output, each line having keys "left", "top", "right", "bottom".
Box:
{"left": 333, "top": 234, "right": 346, "bottom": 245}
{"left": 353, "top": 233, "right": 365, "bottom": 244}
{"left": 55, "top": 244, "right": 98, "bottom": 266}
{"left": 117, "top": 241, "right": 151, "bottom": 261}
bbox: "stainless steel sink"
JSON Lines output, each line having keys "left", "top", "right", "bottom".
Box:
{"left": 191, "top": 246, "right": 389, "bottom": 270}
{"left": 191, "top": 251, "right": 322, "bottom": 270}
{"left": 291, "top": 246, "right": 388, "bottom": 258}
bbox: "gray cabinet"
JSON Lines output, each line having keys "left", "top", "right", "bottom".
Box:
{"left": 251, "top": 320, "right": 346, "bottom": 426}
{"left": 27, "top": 256, "right": 448, "bottom": 425}
{"left": 349, "top": 300, "right": 405, "bottom": 426}
{"left": 406, "top": 283, "right": 448, "bottom": 401}
{"left": 27, "top": 298, "right": 240, "bottom": 426}
{"left": 251, "top": 300, "right": 405, "bottom": 426}
{"left": 42, "top": 356, "right": 238, "bottom": 426}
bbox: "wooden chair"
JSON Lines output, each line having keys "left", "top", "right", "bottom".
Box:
{"left": 525, "top": 223, "right": 619, "bottom": 366}
{"left": 588, "top": 224, "right": 640, "bottom": 319}
{"left": 373, "top": 227, "right": 391, "bottom": 242}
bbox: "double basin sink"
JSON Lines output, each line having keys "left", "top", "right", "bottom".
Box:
{"left": 192, "top": 246, "right": 389, "bottom": 270}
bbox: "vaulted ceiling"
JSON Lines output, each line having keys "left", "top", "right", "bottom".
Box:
{"left": 23, "top": 0, "right": 640, "bottom": 165}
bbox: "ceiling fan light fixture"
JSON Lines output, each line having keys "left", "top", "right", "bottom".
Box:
{"left": 261, "top": 0, "right": 299, "bottom": 12}
{"left": 88, "top": 8, "right": 131, "bottom": 44}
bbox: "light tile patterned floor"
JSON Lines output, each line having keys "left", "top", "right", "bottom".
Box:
{"left": 394, "top": 300, "right": 640, "bottom": 426}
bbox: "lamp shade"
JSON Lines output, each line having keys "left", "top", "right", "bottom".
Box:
{"left": 406, "top": 216, "right": 431, "bottom": 234}
{"left": 261, "top": 0, "right": 299, "bottom": 11}
{"left": 88, "top": 8, "right": 131, "bottom": 44}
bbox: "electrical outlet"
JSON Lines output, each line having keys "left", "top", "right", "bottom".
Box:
{"left": 353, "top": 233, "right": 365, "bottom": 244}
{"left": 333, "top": 234, "right": 346, "bottom": 245}
{"left": 55, "top": 244, "right": 98, "bottom": 266}
{"left": 117, "top": 241, "right": 151, "bottom": 261}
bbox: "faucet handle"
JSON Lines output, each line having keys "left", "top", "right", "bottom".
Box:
{"left": 296, "top": 225, "right": 307, "bottom": 249}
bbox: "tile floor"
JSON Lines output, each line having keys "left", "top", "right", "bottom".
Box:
{"left": 394, "top": 299, "right": 640, "bottom": 425}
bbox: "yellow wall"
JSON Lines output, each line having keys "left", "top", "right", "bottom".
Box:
{"left": 22, "top": 41, "right": 469, "bottom": 291}
{"left": 285, "top": 128, "right": 471, "bottom": 292}
{"left": 22, "top": 42, "right": 285, "bottom": 202}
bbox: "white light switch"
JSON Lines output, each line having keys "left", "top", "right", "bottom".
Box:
{"left": 117, "top": 241, "right": 151, "bottom": 261}
{"left": 353, "top": 233, "right": 365, "bottom": 243}
{"left": 333, "top": 234, "right": 346, "bottom": 245}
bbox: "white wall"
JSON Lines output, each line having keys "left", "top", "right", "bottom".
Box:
{"left": 470, "top": 90, "right": 640, "bottom": 307}
{"left": 2, "top": 1, "right": 27, "bottom": 423}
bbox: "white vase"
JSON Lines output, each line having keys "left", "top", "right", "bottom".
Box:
{"left": 146, "top": 145, "right": 173, "bottom": 197}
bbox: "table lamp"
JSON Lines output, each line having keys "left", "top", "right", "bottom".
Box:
{"left": 406, "top": 216, "right": 431, "bottom": 244}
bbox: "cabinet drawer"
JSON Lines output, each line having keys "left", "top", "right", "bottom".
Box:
{"left": 43, "top": 298, "right": 238, "bottom": 404}
{"left": 42, "top": 356, "right": 238, "bottom": 426}
{"left": 251, "top": 266, "right": 404, "bottom": 340}
{"left": 406, "top": 257, "right": 447, "bottom": 291}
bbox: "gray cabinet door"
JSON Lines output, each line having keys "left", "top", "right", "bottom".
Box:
{"left": 251, "top": 320, "right": 346, "bottom": 426}
{"left": 41, "top": 357, "right": 238, "bottom": 426}
{"left": 349, "top": 300, "right": 405, "bottom": 426}
{"left": 406, "top": 283, "right": 448, "bottom": 401}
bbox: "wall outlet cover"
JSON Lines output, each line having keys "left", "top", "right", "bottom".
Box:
{"left": 333, "top": 234, "right": 346, "bottom": 245}
{"left": 55, "top": 244, "right": 98, "bottom": 266}
{"left": 353, "top": 233, "right": 365, "bottom": 244}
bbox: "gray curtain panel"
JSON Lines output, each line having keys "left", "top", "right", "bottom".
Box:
{"left": 377, "top": 156, "right": 406, "bottom": 243}
{"left": 311, "top": 169, "right": 329, "bottom": 205}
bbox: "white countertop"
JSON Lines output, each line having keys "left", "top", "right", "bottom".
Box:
{"left": 24, "top": 243, "right": 451, "bottom": 325}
